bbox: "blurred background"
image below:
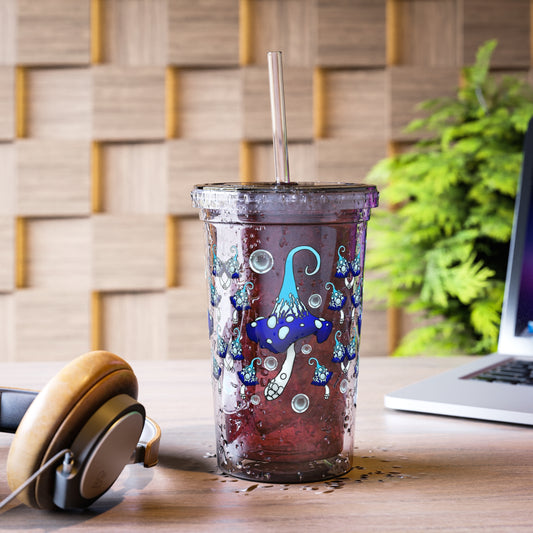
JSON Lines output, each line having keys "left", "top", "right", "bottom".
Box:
{"left": 0, "top": 0, "right": 531, "bottom": 362}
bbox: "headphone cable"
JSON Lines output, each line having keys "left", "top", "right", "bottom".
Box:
{"left": 0, "top": 448, "right": 73, "bottom": 511}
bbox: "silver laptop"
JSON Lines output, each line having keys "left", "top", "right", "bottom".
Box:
{"left": 385, "top": 118, "right": 533, "bottom": 426}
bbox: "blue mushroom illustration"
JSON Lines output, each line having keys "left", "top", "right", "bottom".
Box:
{"left": 246, "top": 245, "right": 333, "bottom": 401}
{"left": 210, "top": 282, "right": 221, "bottom": 307}
{"left": 335, "top": 245, "right": 359, "bottom": 289}
{"left": 325, "top": 281, "right": 347, "bottom": 324}
{"left": 335, "top": 245, "right": 351, "bottom": 279}
{"left": 230, "top": 281, "right": 254, "bottom": 323}
{"left": 212, "top": 354, "right": 222, "bottom": 392}
{"left": 351, "top": 281, "right": 362, "bottom": 308}
{"left": 237, "top": 357, "right": 261, "bottom": 398}
{"left": 309, "top": 357, "right": 333, "bottom": 399}
{"left": 331, "top": 330, "right": 358, "bottom": 374}
{"left": 216, "top": 331, "right": 228, "bottom": 358}
{"left": 331, "top": 330, "right": 347, "bottom": 364}
{"left": 229, "top": 327, "right": 244, "bottom": 361}
{"left": 351, "top": 251, "right": 361, "bottom": 278}
{"left": 342, "top": 334, "right": 358, "bottom": 374}
{"left": 213, "top": 244, "right": 240, "bottom": 289}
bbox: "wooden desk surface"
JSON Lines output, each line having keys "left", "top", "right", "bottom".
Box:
{"left": 1, "top": 356, "right": 532, "bottom": 532}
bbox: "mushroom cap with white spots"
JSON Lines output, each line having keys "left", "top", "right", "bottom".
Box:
{"left": 246, "top": 312, "right": 332, "bottom": 354}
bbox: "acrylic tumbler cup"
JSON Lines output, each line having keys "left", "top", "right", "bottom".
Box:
{"left": 192, "top": 182, "right": 378, "bottom": 483}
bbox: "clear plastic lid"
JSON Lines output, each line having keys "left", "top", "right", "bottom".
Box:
{"left": 191, "top": 182, "right": 379, "bottom": 224}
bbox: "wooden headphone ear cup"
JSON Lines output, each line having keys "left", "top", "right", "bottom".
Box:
{"left": 6, "top": 351, "right": 138, "bottom": 510}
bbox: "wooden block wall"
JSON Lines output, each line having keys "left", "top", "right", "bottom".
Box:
{"left": 0, "top": 0, "right": 531, "bottom": 361}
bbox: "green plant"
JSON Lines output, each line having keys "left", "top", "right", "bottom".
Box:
{"left": 366, "top": 40, "right": 533, "bottom": 355}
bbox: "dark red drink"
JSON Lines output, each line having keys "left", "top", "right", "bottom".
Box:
{"left": 192, "top": 182, "right": 378, "bottom": 482}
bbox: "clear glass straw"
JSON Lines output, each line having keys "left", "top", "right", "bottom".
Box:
{"left": 267, "top": 51, "right": 290, "bottom": 184}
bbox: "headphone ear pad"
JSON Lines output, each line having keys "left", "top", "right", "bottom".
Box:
{"left": 6, "top": 351, "right": 139, "bottom": 510}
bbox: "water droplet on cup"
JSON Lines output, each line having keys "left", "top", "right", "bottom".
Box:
{"left": 308, "top": 293, "right": 322, "bottom": 308}
{"left": 264, "top": 355, "right": 278, "bottom": 370}
{"left": 250, "top": 249, "right": 274, "bottom": 274}
{"left": 291, "top": 393, "right": 310, "bottom": 413}
{"left": 340, "top": 379, "right": 348, "bottom": 393}
{"left": 250, "top": 394, "right": 261, "bottom": 405}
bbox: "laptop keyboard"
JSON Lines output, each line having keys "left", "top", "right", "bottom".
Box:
{"left": 471, "top": 359, "right": 533, "bottom": 386}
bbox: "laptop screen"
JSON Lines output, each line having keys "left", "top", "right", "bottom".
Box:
{"left": 515, "top": 180, "right": 533, "bottom": 337}
{"left": 499, "top": 117, "right": 533, "bottom": 355}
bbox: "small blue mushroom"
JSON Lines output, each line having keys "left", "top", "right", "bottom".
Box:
{"left": 335, "top": 245, "right": 351, "bottom": 279}
{"left": 238, "top": 357, "right": 261, "bottom": 386}
{"left": 335, "top": 245, "right": 360, "bottom": 289}
{"left": 339, "top": 333, "right": 359, "bottom": 374}
{"left": 216, "top": 333, "right": 228, "bottom": 358}
{"left": 212, "top": 354, "right": 221, "bottom": 380}
{"left": 229, "top": 328, "right": 244, "bottom": 360}
{"left": 309, "top": 357, "right": 332, "bottom": 399}
{"left": 212, "top": 244, "right": 240, "bottom": 279}
{"left": 346, "top": 334, "right": 358, "bottom": 361}
{"left": 208, "top": 311, "right": 214, "bottom": 336}
{"left": 351, "top": 282, "right": 362, "bottom": 308}
{"left": 212, "top": 355, "right": 222, "bottom": 392}
{"left": 230, "top": 282, "right": 254, "bottom": 323}
{"left": 237, "top": 357, "right": 262, "bottom": 399}
{"left": 309, "top": 357, "right": 332, "bottom": 385}
{"left": 326, "top": 281, "right": 347, "bottom": 324}
{"left": 210, "top": 283, "right": 221, "bottom": 307}
{"left": 331, "top": 331, "right": 347, "bottom": 363}
{"left": 351, "top": 253, "right": 361, "bottom": 277}
{"left": 326, "top": 282, "right": 346, "bottom": 311}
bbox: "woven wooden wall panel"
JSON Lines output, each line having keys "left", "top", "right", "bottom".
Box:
{"left": 167, "top": 0, "right": 239, "bottom": 66}
{"left": 168, "top": 140, "right": 240, "bottom": 215}
{"left": 250, "top": 141, "right": 315, "bottom": 181}
{"left": 101, "top": 142, "right": 167, "bottom": 215}
{"left": 0, "top": 0, "right": 531, "bottom": 361}
{"left": 0, "top": 217, "right": 14, "bottom": 291}
{"left": 393, "top": 0, "right": 459, "bottom": 67}
{"left": 102, "top": 0, "right": 168, "bottom": 66}
{"left": 243, "top": 66, "right": 313, "bottom": 141}
{"left": 462, "top": 0, "right": 530, "bottom": 67}
{"left": 14, "top": 290, "right": 91, "bottom": 361}
{"left": 324, "top": 70, "right": 387, "bottom": 140}
{"left": 93, "top": 66, "right": 166, "bottom": 141}
{"left": 317, "top": 0, "right": 387, "bottom": 67}
{"left": 25, "top": 218, "right": 91, "bottom": 289}
{"left": 16, "top": 140, "right": 91, "bottom": 216}
{"left": 25, "top": 68, "right": 92, "bottom": 139}
{"left": 0, "top": 0, "right": 16, "bottom": 65}
{"left": 16, "top": 0, "right": 91, "bottom": 65}
{"left": 388, "top": 66, "right": 459, "bottom": 141}
{"left": 92, "top": 215, "right": 167, "bottom": 291}
{"left": 0, "top": 143, "right": 15, "bottom": 213}
{"left": 316, "top": 139, "right": 387, "bottom": 182}
{"left": 178, "top": 68, "right": 242, "bottom": 139}
{"left": 102, "top": 291, "right": 168, "bottom": 361}
{"left": 0, "top": 295, "right": 14, "bottom": 360}
{"left": 249, "top": 0, "right": 314, "bottom": 67}
{"left": 0, "top": 67, "right": 14, "bottom": 139}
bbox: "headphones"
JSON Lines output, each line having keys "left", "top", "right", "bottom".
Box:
{"left": 0, "top": 351, "right": 160, "bottom": 511}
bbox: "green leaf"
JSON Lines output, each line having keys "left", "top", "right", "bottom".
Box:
{"left": 364, "top": 40, "right": 531, "bottom": 355}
